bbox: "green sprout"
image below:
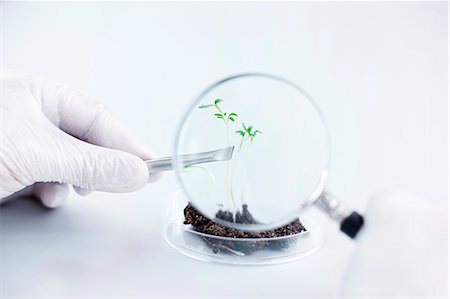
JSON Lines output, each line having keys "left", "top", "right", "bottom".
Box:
{"left": 230, "top": 123, "right": 261, "bottom": 207}
{"left": 199, "top": 98, "right": 237, "bottom": 145}
{"left": 198, "top": 98, "right": 261, "bottom": 215}
{"left": 235, "top": 123, "right": 262, "bottom": 148}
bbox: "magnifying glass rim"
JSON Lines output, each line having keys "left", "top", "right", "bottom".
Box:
{"left": 174, "top": 72, "right": 331, "bottom": 231}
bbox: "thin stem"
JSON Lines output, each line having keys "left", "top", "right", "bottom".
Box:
{"left": 230, "top": 136, "right": 247, "bottom": 206}
{"left": 214, "top": 104, "right": 237, "bottom": 213}
{"left": 214, "top": 104, "right": 223, "bottom": 114}
{"left": 225, "top": 121, "right": 237, "bottom": 213}
{"left": 230, "top": 147, "right": 240, "bottom": 206}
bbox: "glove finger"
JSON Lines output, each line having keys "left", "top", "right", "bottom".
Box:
{"left": 33, "top": 182, "right": 69, "bottom": 208}
{"left": 11, "top": 119, "right": 150, "bottom": 194}
{"left": 33, "top": 77, "right": 161, "bottom": 183}
{"left": 45, "top": 126, "right": 149, "bottom": 192}
{"left": 73, "top": 186, "right": 92, "bottom": 196}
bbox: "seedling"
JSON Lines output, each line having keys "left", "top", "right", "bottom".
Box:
{"left": 198, "top": 99, "right": 261, "bottom": 214}
{"left": 186, "top": 98, "right": 306, "bottom": 255}
{"left": 235, "top": 123, "right": 262, "bottom": 149}
{"left": 199, "top": 98, "right": 237, "bottom": 145}
{"left": 230, "top": 123, "right": 261, "bottom": 204}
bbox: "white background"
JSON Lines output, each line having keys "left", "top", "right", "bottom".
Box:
{"left": 1, "top": 1, "right": 448, "bottom": 297}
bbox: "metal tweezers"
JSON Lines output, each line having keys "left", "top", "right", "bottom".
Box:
{"left": 144, "top": 146, "right": 235, "bottom": 173}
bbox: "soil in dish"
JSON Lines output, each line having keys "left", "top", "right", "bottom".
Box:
{"left": 183, "top": 203, "right": 306, "bottom": 255}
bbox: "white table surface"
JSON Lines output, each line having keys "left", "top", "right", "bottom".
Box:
{"left": 1, "top": 2, "right": 448, "bottom": 297}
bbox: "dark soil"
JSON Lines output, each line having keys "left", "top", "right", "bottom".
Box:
{"left": 183, "top": 203, "right": 306, "bottom": 255}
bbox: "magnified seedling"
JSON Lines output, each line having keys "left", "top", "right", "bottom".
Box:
{"left": 174, "top": 73, "right": 363, "bottom": 241}
{"left": 152, "top": 73, "right": 365, "bottom": 261}
{"left": 179, "top": 97, "right": 309, "bottom": 254}
{"left": 196, "top": 98, "right": 262, "bottom": 222}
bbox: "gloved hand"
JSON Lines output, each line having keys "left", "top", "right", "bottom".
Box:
{"left": 1, "top": 71, "right": 161, "bottom": 208}
{"left": 339, "top": 189, "right": 448, "bottom": 297}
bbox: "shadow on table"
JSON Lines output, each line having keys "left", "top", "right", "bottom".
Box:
{"left": 0, "top": 196, "right": 58, "bottom": 225}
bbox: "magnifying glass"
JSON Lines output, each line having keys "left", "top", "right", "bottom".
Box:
{"left": 149, "top": 73, "right": 363, "bottom": 238}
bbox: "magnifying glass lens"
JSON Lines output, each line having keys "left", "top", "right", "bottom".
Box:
{"left": 175, "top": 74, "right": 330, "bottom": 231}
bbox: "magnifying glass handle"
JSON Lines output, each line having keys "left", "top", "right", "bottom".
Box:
{"left": 314, "top": 190, "right": 364, "bottom": 239}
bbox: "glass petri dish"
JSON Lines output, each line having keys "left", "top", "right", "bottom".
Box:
{"left": 163, "top": 190, "right": 324, "bottom": 265}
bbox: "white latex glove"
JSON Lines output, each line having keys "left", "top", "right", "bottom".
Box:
{"left": 1, "top": 72, "right": 161, "bottom": 208}
{"left": 339, "top": 189, "right": 448, "bottom": 297}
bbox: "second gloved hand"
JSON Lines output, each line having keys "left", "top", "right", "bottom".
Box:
{"left": 1, "top": 72, "right": 161, "bottom": 208}
{"left": 339, "top": 189, "right": 447, "bottom": 297}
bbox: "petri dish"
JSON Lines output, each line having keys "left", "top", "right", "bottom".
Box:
{"left": 163, "top": 190, "right": 324, "bottom": 265}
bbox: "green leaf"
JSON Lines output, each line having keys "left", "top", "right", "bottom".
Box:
{"left": 198, "top": 104, "right": 213, "bottom": 109}
{"left": 242, "top": 123, "right": 247, "bottom": 131}
{"left": 214, "top": 98, "right": 223, "bottom": 105}
{"left": 228, "top": 113, "right": 237, "bottom": 117}
{"left": 214, "top": 113, "right": 224, "bottom": 119}
{"left": 229, "top": 117, "right": 235, "bottom": 122}
{"left": 235, "top": 130, "right": 245, "bottom": 137}
{"left": 249, "top": 129, "right": 262, "bottom": 142}
{"left": 247, "top": 126, "right": 253, "bottom": 133}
